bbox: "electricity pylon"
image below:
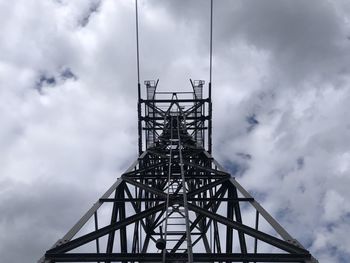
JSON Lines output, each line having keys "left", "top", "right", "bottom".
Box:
{"left": 39, "top": 80, "right": 318, "bottom": 262}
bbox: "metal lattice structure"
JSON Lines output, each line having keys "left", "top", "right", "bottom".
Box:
{"left": 39, "top": 80, "right": 318, "bottom": 262}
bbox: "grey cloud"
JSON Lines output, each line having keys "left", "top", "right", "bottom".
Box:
{"left": 79, "top": 0, "right": 102, "bottom": 27}
{"left": 60, "top": 68, "right": 77, "bottom": 81}
{"left": 154, "top": 0, "right": 350, "bottom": 86}
{"left": 1, "top": 0, "right": 350, "bottom": 262}
{"left": 0, "top": 178, "right": 98, "bottom": 262}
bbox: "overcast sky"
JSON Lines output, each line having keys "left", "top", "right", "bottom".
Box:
{"left": 1, "top": 0, "right": 350, "bottom": 262}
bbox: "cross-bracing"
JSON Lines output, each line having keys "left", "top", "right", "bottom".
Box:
{"left": 40, "top": 80, "right": 318, "bottom": 263}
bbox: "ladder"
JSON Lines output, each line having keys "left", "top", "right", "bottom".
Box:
{"left": 162, "top": 116, "right": 193, "bottom": 262}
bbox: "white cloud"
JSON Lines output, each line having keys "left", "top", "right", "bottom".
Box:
{"left": 0, "top": 0, "right": 349, "bottom": 262}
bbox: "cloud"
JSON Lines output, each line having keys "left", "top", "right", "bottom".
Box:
{"left": 1, "top": 0, "right": 350, "bottom": 262}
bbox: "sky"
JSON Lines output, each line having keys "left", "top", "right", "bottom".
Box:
{"left": 0, "top": 0, "right": 350, "bottom": 262}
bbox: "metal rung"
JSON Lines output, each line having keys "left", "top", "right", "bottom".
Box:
{"left": 171, "top": 209, "right": 185, "bottom": 212}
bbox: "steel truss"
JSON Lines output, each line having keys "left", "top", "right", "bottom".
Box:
{"left": 40, "top": 80, "right": 318, "bottom": 262}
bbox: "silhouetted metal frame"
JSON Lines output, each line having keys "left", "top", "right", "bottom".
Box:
{"left": 40, "top": 84, "right": 318, "bottom": 263}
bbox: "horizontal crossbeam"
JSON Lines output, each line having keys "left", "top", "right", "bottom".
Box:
{"left": 142, "top": 98, "right": 209, "bottom": 103}
{"left": 45, "top": 252, "right": 311, "bottom": 262}
{"left": 100, "top": 197, "right": 254, "bottom": 202}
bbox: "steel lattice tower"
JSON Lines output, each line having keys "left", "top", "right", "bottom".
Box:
{"left": 39, "top": 80, "right": 318, "bottom": 263}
